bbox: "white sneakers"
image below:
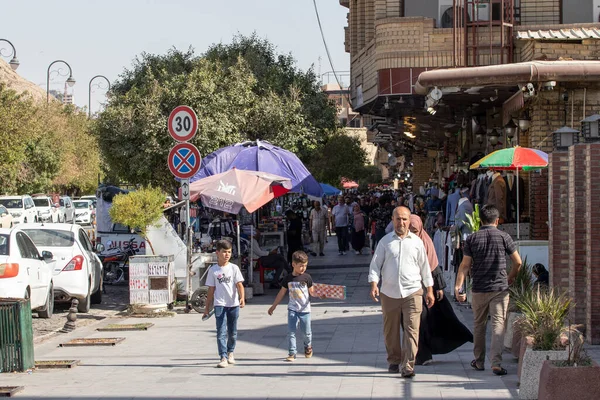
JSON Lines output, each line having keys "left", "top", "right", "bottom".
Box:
{"left": 217, "top": 353, "right": 236, "bottom": 368}
{"left": 217, "top": 357, "right": 228, "bottom": 368}
{"left": 227, "top": 352, "right": 236, "bottom": 365}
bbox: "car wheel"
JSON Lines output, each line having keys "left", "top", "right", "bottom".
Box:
{"left": 38, "top": 284, "right": 54, "bottom": 319}
{"left": 190, "top": 287, "right": 208, "bottom": 314}
{"left": 77, "top": 280, "right": 92, "bottom": 313}
{"left": 90, "top": 276, "right": 103, "bottom": 305}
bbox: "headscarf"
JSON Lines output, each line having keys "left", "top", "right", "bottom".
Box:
{"left": 353, "top": 204, "right": 365, "bottom": 231}
{"left": 409, "top": 214, "right": 438, "bottom": 271}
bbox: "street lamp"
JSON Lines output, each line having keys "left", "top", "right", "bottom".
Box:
{"left": 88, "top": 75, "right": 111, "bottom": 118}
{"left": 0, "top": 39, "right": 19, "bottom": 71}
{"left": 46, "top": 60, "right": 76, "bottom": 104}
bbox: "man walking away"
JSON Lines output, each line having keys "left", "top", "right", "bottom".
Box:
{"left": 331, "top": 196, "right": 350, "bottom": 255}
{"left": 368, "top": 206, "right": 435, "bottom": 378}
{"left": 455, "top": 205, "right": 522, "bottom": 376}
{"left": 309, "top": 201, "right": 328, "bottom": 256}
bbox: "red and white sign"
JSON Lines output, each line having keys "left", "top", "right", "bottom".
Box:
{"left": 168, "top": 105, "right": 198, "bottom": 142}
{"left": 168, "top": 142, "right": 201, "bottom": 179}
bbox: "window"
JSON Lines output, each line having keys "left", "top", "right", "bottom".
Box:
{"left": 78, "top": 230, "right": 93, "bottom": 252}
{"left": 22, "top": 229, "right": 75, "bottom": 247}
{"left": 33, "top": 198, "right": 50, "bottom": 207}
{"left": 17, "top": 232, "right": 38, "bottom": 259}
{"left": 0, "top": 206, "right": 7, "bottom": 215}
{"left": 0, "top": 199, "right": 23, "bottom": 209}
{"left": 0, "top": 234, "right": 9, "bottom": 256}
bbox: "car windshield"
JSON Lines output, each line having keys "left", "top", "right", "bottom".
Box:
{"left": 0, "top": 199, "right": 22, "bottom": 209}
{"left": 33, "top": 198, "right": 50, "bottom": 207}
{"left": 73, "top": 202, "right": 89, "bottom": 209}
{"left": 0, "top": 234, "right": 8, "bottom": 256}
{"left": 22, "top": 229, "right": 75, "bottom": 247}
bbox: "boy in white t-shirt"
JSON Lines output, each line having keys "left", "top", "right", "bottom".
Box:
{"left": 204, "top": 240, "right": 245, "bottom": 368}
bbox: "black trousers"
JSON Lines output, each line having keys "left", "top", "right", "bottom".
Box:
{"left": 335, "top": 226, "right": 348, "bottom": 252}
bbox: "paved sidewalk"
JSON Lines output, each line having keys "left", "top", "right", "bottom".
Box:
{"left": 3, "top": 257, "right": 523, "bottom": 400}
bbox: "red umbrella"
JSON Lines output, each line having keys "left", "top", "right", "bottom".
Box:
{"left": 189, "top": 168, "right": 292, "bottom": 213}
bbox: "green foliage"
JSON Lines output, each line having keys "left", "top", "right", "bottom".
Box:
{"left": 97, "top": 36, "right": 341, "bottom": 191}
{"left": 509, "top": 257, "right": 534, "bottom": 312}
{"left": 108, "top": 187, "right": 165, "bottom": 254}
{"left": 515, "top": 287, "right": 573, "bottom": 351}
{"left": 307, "top": 133, "right": 369, "bottom": 186}
{"left": 464, "top": 204, "right": 481, "bottom": 233}
{"left": 0, "top": 83, "right": 100, "bottom": 194}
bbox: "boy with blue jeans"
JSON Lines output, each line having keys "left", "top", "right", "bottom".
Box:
{"left": 268, "top": 251, "right": 320, "bottom": 361}
{"left": 204, "top": 240, "right": 245, "bottom": 368}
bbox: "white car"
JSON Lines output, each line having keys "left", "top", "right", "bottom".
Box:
{"left": 0, "top": 195, "right": 39, "bottom": 225}
{"left": 21, "top": 223, "right": 103, "bottom": 313}
{"left": 59, "top": 196, "right": 75, "bottom": 223}
{"left": 73, "top": 200, "right": 94, "bottom": 225}
{"left": 0, "top": 205, "right": 14, "bottom": 228}
{"left": 33, "top": 196, "right": 60, "bottom": 223}
{"left": 0, "top": 227, "right": 55, "bottom": 318}
{"left": 79, "top": 195, "right": 97, "bottom": 209}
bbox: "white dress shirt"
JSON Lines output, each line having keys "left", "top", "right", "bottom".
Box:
{"left": 368, "top": 231, "right": 434, "bottom": 299}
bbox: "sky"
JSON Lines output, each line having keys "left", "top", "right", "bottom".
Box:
{"left": 2, "top": 0, "right": 350, "bottom": 112}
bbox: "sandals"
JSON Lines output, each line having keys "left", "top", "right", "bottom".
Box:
{"left": 492, "top": 367, "right": 508, "bottom": 376}
{"left": 470, "top": 360, "right": 485, "bottom": 371}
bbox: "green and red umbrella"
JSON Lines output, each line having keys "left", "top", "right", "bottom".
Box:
{"left": 470, "top": 146, "right": 548, "bottom": 171}
{"left": 470, "top": 146, "right": 548, "bottom": 239}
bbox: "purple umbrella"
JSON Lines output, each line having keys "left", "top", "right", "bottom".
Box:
{"left": 190, "top": 140, "right": 323, "bottom": 197}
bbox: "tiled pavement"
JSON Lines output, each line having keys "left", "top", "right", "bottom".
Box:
{"left": 3, "top": 239, "right": 598, "bottom": 399}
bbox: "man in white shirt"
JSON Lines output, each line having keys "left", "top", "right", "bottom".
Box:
{"left": 331, "top": 196, "right": 350, "bottom": 255}
{"left": 368, "top": 206, "right": 435, "bottom": 378}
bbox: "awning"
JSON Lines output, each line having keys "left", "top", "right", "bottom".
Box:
{"left": 414, "top": 60, "right": 600, "bottom": 95}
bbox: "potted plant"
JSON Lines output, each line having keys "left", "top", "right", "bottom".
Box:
{"left": 515, "top": 287, "right": 572, "bottom": 400}
{"left": 109, "top": 187, "right": 176, "bottom": 310}
{"left": 506, "top": 257, "right": 534, "bottom": 354}
{"left": 537, "top": 326, "right": 600, "bottom": 399}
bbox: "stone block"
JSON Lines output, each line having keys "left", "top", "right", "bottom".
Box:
{"left": 519, "top": 346, "right": 569, "bottom": 399}
{"left": 538, "top": 360, "right": 600, "bottom": 400}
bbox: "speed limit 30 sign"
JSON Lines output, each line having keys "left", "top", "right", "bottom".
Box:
{"left": 168, "top": 105, "right": 198, "bottom": 142}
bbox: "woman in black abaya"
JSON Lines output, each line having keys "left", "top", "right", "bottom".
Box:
{"left": 409, "top": 215, "right": 473, "bottom": 366}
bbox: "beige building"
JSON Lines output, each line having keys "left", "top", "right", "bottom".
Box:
{"left": 340, "top": 0, "right": 600, "bottom": 241}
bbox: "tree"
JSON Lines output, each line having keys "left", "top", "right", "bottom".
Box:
{"left": 307, "top": 133, "right": 369, "bottom": 186}
{"left": 0, "top": 84, "right": 100, "bottom": 195}
{"left": 109, "top": 187, "right": 165, "bottom": 255}
{"left": 97, "top": 40, "right": 341, "bottom": 191}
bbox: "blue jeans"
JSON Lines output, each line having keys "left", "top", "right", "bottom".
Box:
{"left": 288, "top": 309, "right": 312, "bottom": 356}
{"left": 214, "top": 306, "right": 239, "bottom": 358}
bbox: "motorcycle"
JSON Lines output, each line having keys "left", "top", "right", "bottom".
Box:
{"left": 99, "top": 237, "right": 139, "bottom": 287}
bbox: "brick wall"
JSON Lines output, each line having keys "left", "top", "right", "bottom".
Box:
{"left": 412, "top": 152, "right": 432, "bottom": 189}
{"left": 530, "top": 169, "right": 549, "bottom": 240}
{"left": 568, "top": 144, "right": 587, "bottom": 325}
{"left": 548, "top": 152, "right": 568, "bottom": 290}
{"left": 585, "top": 143, "right": 600, "bottom": 344}
{"left": 520, "top": 0, "right": 561, "bottom": 25}
{"left": 550, "top": 143, "right": 600, "bottom": 344}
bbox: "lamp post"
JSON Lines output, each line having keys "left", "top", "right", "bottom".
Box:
{"left": 0, "top": 39, "right": 19, "bottom": 70}
{"left": 46, "top": 60, "right": 76, "bottom": 104}
{"left": 88, "top": 75, "right": 110, "bottom": 118}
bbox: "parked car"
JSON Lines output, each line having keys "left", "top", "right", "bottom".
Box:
{"left": 73, "top": 200, "right": 94, "bottom": 225}
{"left": 21, "top": 223, "right": 103, "bottom": 313}
{"left": 78, "top": 195, "right": 97, "bottom": 209}
{"left": 33, "top": 196, "right": 60, "bottom": 223}
{"left": 0, "top": 227, "right": 55, "bottom": 318}
{"left": 0, "top": 205, "right": 14, "bottom": 228}
{"left": 59, "top": 196, "right": 75, "bottom": 223}
{"left": 0, "top": 195, "right": 38, "bottom": 225}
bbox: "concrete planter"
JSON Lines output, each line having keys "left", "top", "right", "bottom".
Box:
{"left": 538, "top": 360, "right": 600, "bottom": 400}
{"left": 517, "top": 336, "right": 533, "bottom": 381}
{"left": 504, "top": 312, "right": 521, "bottom": 350}
{"left": 519, "top": 346, "right": 569, "bottom": 399}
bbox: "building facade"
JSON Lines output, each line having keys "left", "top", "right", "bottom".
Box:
{"left": 341, "top": 0, "right": 600, "bottom": 342}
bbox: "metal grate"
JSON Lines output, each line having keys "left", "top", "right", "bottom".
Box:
{"left": 0, "top": 299, "right": 34, "bottom": 373}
